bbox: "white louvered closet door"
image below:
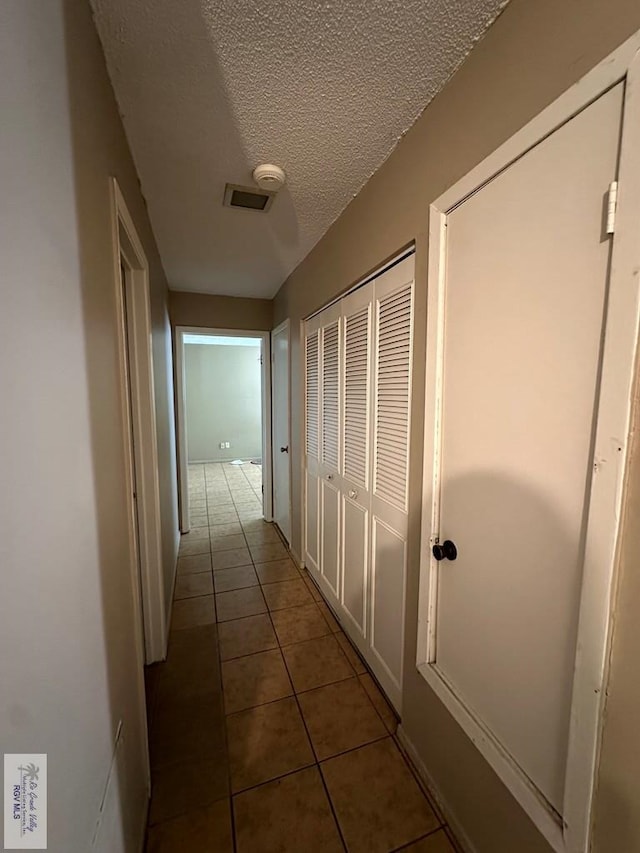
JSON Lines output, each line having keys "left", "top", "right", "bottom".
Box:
{"left": 302, "top": 252, "right": 415, "bottom": 714}
{"left": 340, "top": 283, "right": 374, "bottom": 640}
{"left": 318, "top": 302, "right": 343, "bottom": 603}
{"left": 369, "top": 255, "right": 415, "bottom": 710}
{"left": 304, "top": 318, "right": 321, "bottom": 574}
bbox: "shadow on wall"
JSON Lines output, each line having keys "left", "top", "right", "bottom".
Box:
{"left": 190, "top": 0, "right": 301, "bottom": 283}
{"left": 61, "top": 2, "right": 168, "bottom": 848}
{"left": 100, "top": 0, "right": 301, "bottom": 295}
{"left": 60, "top": 0, "right": 289, "bottom": 845}
{"left": 403, "top": 469, "right": 586, "bottom": 850}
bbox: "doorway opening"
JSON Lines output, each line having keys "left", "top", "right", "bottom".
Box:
{"left": 271, "top": 320, "right": 291, "bottom": 546}
{"left": 111, "top": 179, "right": 166, "bottom": 676}
{"left": 175, "top": 327, "right": 272, "bottom": 532}
{"left": 111, "top": 178, "right": 168, "bottom": 797}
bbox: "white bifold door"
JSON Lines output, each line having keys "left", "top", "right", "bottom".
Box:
{"left": 304, "top": 254, "right": 415, "bottom": 710}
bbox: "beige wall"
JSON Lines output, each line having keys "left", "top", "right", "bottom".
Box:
{"left": 273, "top": 0, "right": 640, "bottom": 850}
{"left": 592, "top": 386, "right": 640, "bottom": 849}
{"left": 169, "top": 291, "right": 273, "bottom": 331}
{"left": 0, "top": 1, "right": 178, "bottom": 850}
{"left": 185, "top": 343, "right": 262, "bottom": 462}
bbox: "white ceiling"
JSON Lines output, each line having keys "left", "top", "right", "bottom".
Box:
{"left": 92, "top": 0, "right": 507, "bottom": 298}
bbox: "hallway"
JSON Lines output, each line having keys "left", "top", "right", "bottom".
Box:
{"left": 144, "top": 463, "right": 457, "bottom": 852}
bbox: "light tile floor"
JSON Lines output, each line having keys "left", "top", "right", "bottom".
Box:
{"left": 144, "top": 462, "right": 459, "bottom": 852}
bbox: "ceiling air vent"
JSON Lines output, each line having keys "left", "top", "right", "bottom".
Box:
{"left": 223, "top": 183, "right": 274, "bottom": 212}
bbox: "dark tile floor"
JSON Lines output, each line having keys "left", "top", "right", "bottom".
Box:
{"left": 144, "top": 462, "right": 459, "bottom": 852}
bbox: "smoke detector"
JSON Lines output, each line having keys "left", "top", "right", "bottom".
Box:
{"left": 252, "top": 163, "right": 286, "bottom": 192}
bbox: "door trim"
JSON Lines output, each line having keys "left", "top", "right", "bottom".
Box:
{"left": 271, "top": 319, "right": 292, "bottom": 544}
{"left": 416, "top": 35, "right": 640, "bottom": 853}
{"left": 174, "top": 326, "right": 273, "bottom": 532}
{"left": 110, "top": 179, "right": 166, "bottom": 672}
{"left": 110, "top": 178, "right": 164, "bottom": 792}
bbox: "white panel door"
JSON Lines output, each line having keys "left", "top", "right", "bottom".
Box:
{"left": 272, "top": 321, "right": 291, "bottom": 544}
{"left": 340, "top": 283, "right": 374, "bottom": 641}
{"left": 369, "top": 255, "right": 415, "bottom": 711}
{"left": 430, "top": 84, "right": 623, "bottom": 812}
{"left": 318, "top": 303, "right": 343, "bottom": 603}
{"left": 304, "top": 322, "right": 321, "bottom": 572}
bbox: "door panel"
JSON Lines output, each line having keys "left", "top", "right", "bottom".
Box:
{"left": 341, "top": 285, "right": 373, "bottom": 641}
{"left": 321, "top": 478, "right": 341, "bottom": 598}
{"left": 368, "top": 257, "right": 414, "bottom": 711}
{"left": 434, "top": 84, "right": 623, "bottom": 811}
{"left": 317, "top": 303, "right": 343, "bottom": 603}
{"left": 321, "top": 320, "right": 340, "bottom": 469}
{"left": 305, "top": 469, "right": 319, "bottom": 571}
{"left": 374, "top": 278, "right": 413, "bottom": 512}
{"left": 343, "top": 303, "right": 370, "bottom": 489}
{"left": 342, "top": 494, "right": 368, "bottom": 635}
{"left": 305, "top": 330, "right": 319, "bottom": 459}
{"left": 272, "top": 323, "right": 291, "bottom": 544}
{"left": 304, "top": 327, "right": 320, "bottom": 570}
{"left": 370, "top": 517, "right": 406, "bottom": 704}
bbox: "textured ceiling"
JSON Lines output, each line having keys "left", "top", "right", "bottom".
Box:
{"left": 92, "top": 0, "right": 507, "bottom": 298}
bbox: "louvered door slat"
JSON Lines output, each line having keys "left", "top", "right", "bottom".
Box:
{"left": 374, "top": 283, "right": 413, "bottom": 510}
{"left": 344, "top": 305, "right": 370, "bottom": 487}
{"left": 322, "top": 321, "right": 340, "bottom": 468}
{"left": 305, "top": 331, "right": 319, "bottom": 458}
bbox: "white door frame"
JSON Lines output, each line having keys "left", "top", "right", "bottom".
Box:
{"left": 110, "top": 178, "right": 166, "bottom": 795}
{"left": 110, "top": 178, "right": 166, "bottom": 671}
{"left": 416, "top": 35, "right": 640, "bottom": 853}
{"left": 299, "top": 318, "right": 315, "bottom": 571}
{"left": 271, "top": 319, "right": 292, "bottom": 544}
{"left": 174, "top": 326, "right": 273, "bottom": 532}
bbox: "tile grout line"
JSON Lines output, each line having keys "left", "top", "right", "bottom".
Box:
{"left": 243, "top": 485, "right": 437, "bottom": 841}
{"left": 265, "top": 589, "right": 399, "bottom": 853}
{"left": 301, "top": 570, "right": 403, "bottom": 740}
{"left": 220, "top": 460, "right": 265, "bottom": 853}
{"left": 207, "top": 467, "right": 350, "bottom": 849}
{"left": 206, "top": 463, "right": 238, "bottom": 853}
{"left": 259, "top": 581, "right": 350, "bottom": 853}
{"left": 390, "top": 728, "right": 449, "bottom": 833}
{"left": 390, "top": 824, "right": 452, "bottom": 852}
{"left": 188, "top": 464, "right": 443, "bottom": 852}
{"left": 225, "top": 729, "right": 393, "bottom": 797}
{"left": 247, "top": 550, "right": 410, "bottom": 850}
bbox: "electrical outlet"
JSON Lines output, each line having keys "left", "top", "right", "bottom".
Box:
{"left": 225, "top": 441, "right": 231, "bottom": 449}
{"left": 219, "top": 442, "right": 225, "bottom": 449}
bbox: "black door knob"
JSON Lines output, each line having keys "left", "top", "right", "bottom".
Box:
{"left": 280, "top": 446, "right": 289, "bottom": 453}
{"left": 432, "top": 540, "right": 458, "bottom": 562}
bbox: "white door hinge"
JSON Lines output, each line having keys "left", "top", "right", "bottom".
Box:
{"left": 606, "top": 181, "right": 618, "bottom": 235}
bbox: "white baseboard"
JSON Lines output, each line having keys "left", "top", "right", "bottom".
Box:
{"left": 187, "top": 456, "right": 262, "bottom": 465}
{"left": 137, "top": 790, "right": 150, "bottom": 853}
{"left": 162, "top": 557, "right": 178, "bottom": 660}
{"left": 158, "top": 532, "right": 179, "bottom": 662}
{"left": 289, "top": 547, "right": 305, "bottom": 569}
{"left": 396, "top": 725, "right": 477, "bottom": 853}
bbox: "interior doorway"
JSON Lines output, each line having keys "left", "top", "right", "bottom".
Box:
{"left": 111, "top": 179, "right": 166, "bottom": 671}
{"left": 271, "top": 320, "right": 291, "bottom": 545}
{"left": 175, "top": 327, "right": 272, "bottom": 533}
